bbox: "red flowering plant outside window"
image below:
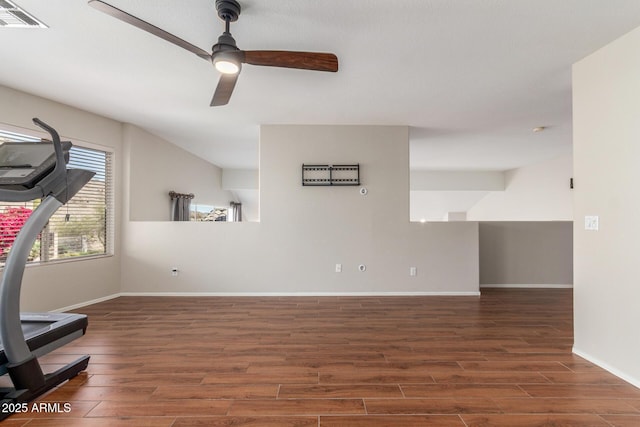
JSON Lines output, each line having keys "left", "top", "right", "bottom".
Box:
{"left": 0, "top": 206, "right": 35, "bottom": 260}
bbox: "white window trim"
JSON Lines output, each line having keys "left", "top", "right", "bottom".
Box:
{"left": 0, "top": 122, "right": 115, "bottom": 266}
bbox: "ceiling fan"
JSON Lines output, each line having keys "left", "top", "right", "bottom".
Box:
{"left": 88, "top": 0, "right": 339, "bottom": 106}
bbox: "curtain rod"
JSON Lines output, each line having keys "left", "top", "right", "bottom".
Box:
{"left": 169, "top": 191, "right": 194, "bottom": 199}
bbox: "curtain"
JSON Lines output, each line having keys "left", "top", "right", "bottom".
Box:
{"left": 169, "top": 191, "right": 194, "bottom": 221}
{"left": 230, "top": 201, "right": 242, "bottom": 222}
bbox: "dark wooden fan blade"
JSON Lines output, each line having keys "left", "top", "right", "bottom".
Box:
{"left": 242, "top": 51, "right": 338, "bottom": 72}
{"left": 88, "top": 0, "right": 211, "bottom": 61}
{"left": 210, "top": 73, "right": 239, "bottom": 106}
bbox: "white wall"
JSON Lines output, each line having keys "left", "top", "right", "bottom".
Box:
{"left": 467, "top": 154, "right": 573, "bottom": 221}
{"left": 411, "top": 170, "right": 505, "bottom": 191}
{"left": 0, "top": 89, "right": 479, "bottom": 307}
{"left": 573, "top": 26, "right": 640, "bottom": 387}
{"left": 410, "top": 170, "right": 498, "bottom": 221}
{"left": 0, "top": 85, "right": 123, "bottom": 311}
{"left": 124, "top": 124, "right": 234, "bottom": 221}
{"left": 121, "top": 124, "right": 479, "bottom": 295}
{"left": 411, "top": 190, "right": 490, "bottom": 222}
{"left": 221, "top": 168, "right": 259, "bottom": 221}
{"left": 410, "top": 154, "right": 572, "bottom": 221}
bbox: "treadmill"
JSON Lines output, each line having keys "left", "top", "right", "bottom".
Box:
{"left": 0, "top": 118, "right": 94, "bottom": 419}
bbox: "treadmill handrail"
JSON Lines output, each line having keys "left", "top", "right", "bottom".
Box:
{"left": 0, "top": 196, "right": 63, "bottom": 364}
{"left": 0, "top": 118, "right": 69, "bottom": 202}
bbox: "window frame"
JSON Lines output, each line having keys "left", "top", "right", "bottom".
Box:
{"left": 0, "top": 123, "right": 115, "bottom": 267}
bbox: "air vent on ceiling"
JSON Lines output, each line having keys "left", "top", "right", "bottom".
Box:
{"left": 0, "top": 0, "right": 46, "bottom": 28}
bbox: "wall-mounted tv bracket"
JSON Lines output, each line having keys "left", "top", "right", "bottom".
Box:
{"left": 302, "top": 164, "right": 360, "bottom": 186}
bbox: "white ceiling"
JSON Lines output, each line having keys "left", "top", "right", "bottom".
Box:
{"left": 2, "top": 0, "right": 640, "bottom": 171}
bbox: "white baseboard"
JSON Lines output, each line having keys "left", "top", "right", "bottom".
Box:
{"left": 480, "top": 284, "right": 573, "bottom": 289}
{"left": 53, "top": 293, "right": 121, "bottom": 313}
{"left": 119, "top": 291, "right": 481, "bottom": 297}
{"left": 53, "top": 291, "right": 480, "bottom": 312}
{"left": 572, "top": 347, "right": 640, "bottom": 389}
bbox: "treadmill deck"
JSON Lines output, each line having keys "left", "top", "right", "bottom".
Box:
{"left": 0, "top": 312, "right": 88, "bottom": 368}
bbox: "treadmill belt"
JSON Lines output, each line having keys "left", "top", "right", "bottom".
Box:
{"left": 0, "top": 313, "right": 88, "bottom": 367}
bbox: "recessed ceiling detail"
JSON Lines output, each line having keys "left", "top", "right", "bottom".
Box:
{"left": 0, "top": 0, "right": 47, "bottom": 28}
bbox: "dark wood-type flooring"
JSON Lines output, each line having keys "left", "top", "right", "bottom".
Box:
{"left": 3, "top": 288, "right": 640, "bottom": 426}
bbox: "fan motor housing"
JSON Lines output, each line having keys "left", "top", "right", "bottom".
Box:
{"left": 216, "top": 0, "right": 241, "bottom": 22}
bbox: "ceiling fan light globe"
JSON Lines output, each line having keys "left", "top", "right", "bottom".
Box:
{"left": 215, "top": 59, "right": 240, "bottom": 74}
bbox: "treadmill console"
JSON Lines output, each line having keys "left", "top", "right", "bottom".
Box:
{"left": 0, "top": 141, "right": 71, "bottom": 190}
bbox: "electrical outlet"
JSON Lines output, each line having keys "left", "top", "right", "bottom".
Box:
{"left": 585, "top": 215, "right": 599, "bottom": 231}
{"left": 335, "top": 263, "right": 342, "bottom": 273}
{"left": 171, "top": 267, "right": 178, "bottom": 277}
{"left": 409, "top": 267, "right": 417, "bottom": 276}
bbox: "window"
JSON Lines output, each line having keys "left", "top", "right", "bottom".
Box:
{"left": 0, "top": 129, "right": 113, "bottom": 266}
{"left": 190, "top": 203, "right": 229, "bottom": 221}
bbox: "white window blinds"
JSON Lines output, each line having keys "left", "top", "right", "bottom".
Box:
{"left": 0, "top": 130, "right": 113, "bottom": 266}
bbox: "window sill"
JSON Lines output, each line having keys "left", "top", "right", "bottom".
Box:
{"left": 1, "top": 253, "right": 115, "bottom": 271}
